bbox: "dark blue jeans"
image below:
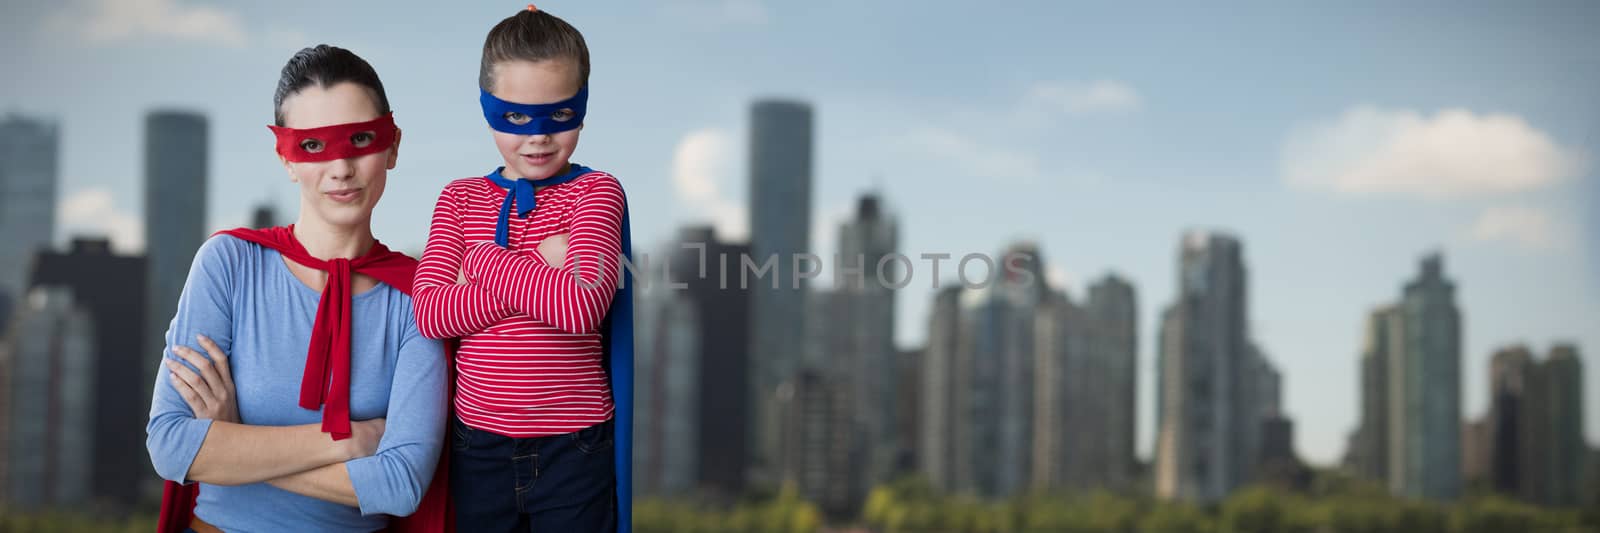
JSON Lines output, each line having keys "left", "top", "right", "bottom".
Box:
{"left": 450, "top": 416, "right": 616, "bottom": 532}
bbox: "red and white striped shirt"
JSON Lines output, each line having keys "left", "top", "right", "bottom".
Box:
{"left": 413, "top": 170, "right": 624, "bottom": 437}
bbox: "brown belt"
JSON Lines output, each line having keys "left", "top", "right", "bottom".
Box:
{"left": 189, "top": 514, "right": 223, "bottom": 533}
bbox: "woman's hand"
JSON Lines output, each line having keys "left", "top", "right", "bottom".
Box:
{"left": 165, "top": 334, "right": 240, "bottom": 424}
{"left": 342, "top": 418, "right": 387, "bottom": 460}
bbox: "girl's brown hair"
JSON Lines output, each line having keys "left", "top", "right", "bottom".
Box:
{"left": 480, "top": 7, "right": 590, "bottom": 92}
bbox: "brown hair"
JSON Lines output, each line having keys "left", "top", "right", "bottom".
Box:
{"left": 479, "top": 7, "right": 590, "bottom": 92}
{"left": 273, "top": 45, "right": 391, "bottom": 126}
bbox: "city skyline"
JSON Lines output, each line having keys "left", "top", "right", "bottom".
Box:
{"left": 2, "top": 0, "right": 1597, "bottom": 467}
{"left": 0, "top": 105, "right": 1591, "bottom": 512}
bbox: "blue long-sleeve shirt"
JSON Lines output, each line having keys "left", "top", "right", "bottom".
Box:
{"left": 146, "top": 235, "right": 446, "bottom": 532}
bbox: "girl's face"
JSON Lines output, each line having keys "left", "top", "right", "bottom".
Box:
{"left": 488, "top": 58, "right": 583, "bottom": 180}
{"left": 277, "top": 81, "right": 400, "bottom": 229}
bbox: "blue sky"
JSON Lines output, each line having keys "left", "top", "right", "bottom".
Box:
{"left": 3, "top": 0, "right": 1596, "bottom": 465}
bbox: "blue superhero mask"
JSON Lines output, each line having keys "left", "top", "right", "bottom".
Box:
{"left": 479, "top": 85, "right": 588, "bottom": 135}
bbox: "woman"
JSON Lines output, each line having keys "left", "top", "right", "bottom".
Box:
{"left": 146, "top": 44, "right": 448, "bottom": 532}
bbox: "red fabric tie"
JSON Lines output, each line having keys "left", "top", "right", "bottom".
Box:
{"left": 217, "top": 225, "right": 417, "bottom": 439}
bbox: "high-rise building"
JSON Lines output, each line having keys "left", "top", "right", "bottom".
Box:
{"left": 1488, "top": 344, "right": 1587, "bottom": 506}
{"left": 964, "top": 243, "right": 1047, "bottom": 498}
{"left": 143, "top": 110, "right": 208, "bottom": 404}
{"left": 1543, "top": 345, "right": 1585, "bottom": 507}
{"left": 746, "top": 100, "right": 813, "bottom": 484}
{"left": 251, "top": 202, "right": 279, "bottom": 229}
{"left": 777, "top": 369, "right": 859, "bottom": 520}
{"left": 918, "top": 243, "right": 1052, "bottom": 499}
{"left": 1347, "top": 305, "right": 1400, "bottom": 482}
{"left": 806, "top": 192, "right": 900, "bottom": 494}
{"left": 0, "top": 114, "right": 59, "bottom": 327}
{"left": 1255, "top": 415, "right": 1311, "bottom": 491}
{"left": 1461, "top": 417, "right": 1490, "bottom": 486}
{"left": 27, "top": 238, "right": 148, "bottom": 506}
{"left": 634, "top": 246, "right": 701, "bottom": 496}
{"left": 1031, "top": 289, "right": 1082, "bottom": 490}
{"left": 1584, "top": 446, "right": 1600, "bottom": 510}
{"left": 893, "top": 347, "right": 922, "bottom": 475}
{"left": 1390, "top": 253, "right": 1462, "bottom": 501}
{"left": 1034, "top": 274, "right": 1141, "bottom": 493}
{"left": 1087, "top": 275, "right": 1139, "bottom": 490}
{"left": 668, "top": 226, "right": 752, "bottom": 496}
{"left": 918, "top": 287, "right": 963, "bottom": 491}
{"left": 2, "top": 287, "right": 95, "bottom": 509}
{"left": 1155, "top": 231, "right": 1277, "bottom": 503}
{"left": 1489, "top": 345, "right": 1539, "bottom": 500}
{"left": 917, "top": 244, "right": 1144, "bottom": 498}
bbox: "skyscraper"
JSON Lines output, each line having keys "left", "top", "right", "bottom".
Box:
{"left": 0, "top": 115, "right": 59, "bottom": 327}
{"left": 1488, "top": 345, "right": 1539, "bottom": 500}
{"left": 1544, "top": 345, "right": 1585, "bottom": 507}
{"left": 1032, "top": 275, "right": 1140, "bottom": 493}
{"left": 1489, "top": 344, "right": 1587, "bottom": 506}
{"left": 1390, "top": 253, "right": 1462, "bottom": 501}
{"left": 1348, "top": 305, "right": 1400, "bottom": 482}
{"left": 669, "top": 226, "right": 752, "bottom": 495}
{"left": 27, "top": 237, "right": 148, "bottom": 506}
{"left": 746, "top": 99, "right": 813, "bottom": 483}
{"left": 1245, "top": 343, "right": 1284, "bottom": 477}
{"left": 918, "top": 287, "right": 963, "bottom": 491}
{"left": 634, "top": 244, "right": 701, "bottom": 496}
{"left": 821, "top": 192, "right": 899, "bottom": 493}
{"left": 1461, "top": 417, "right": 1491, "bottom": 486}
{"left": 1031, "top": 289, "right": 1081, "bottom": 490}
{"left": 1087, "top": 275, "right": 1139, "bottom": 490}
{"left": 143, "top": 110, "right": 208, "bottom": 401}
{"left": 960, "top": 242, "right": 1047, "bottom": 498}
{"left": 1155, "top": 231, "right": 1266, "bottom": 503}
{"left": 894, "top": 347, "right": 922, "bottom": 475}
{"left": 2, "top": 287, "right": 95, "bottom": 509}
{"left": 251, "top": 202, "right": 279, "bottom": 229}
{"left": 776, "top": 369, "right": 859, "bottom": 520}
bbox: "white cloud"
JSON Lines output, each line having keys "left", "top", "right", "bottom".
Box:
{"left": 59, "top": 187, "right": 144, "bottom": 253}
{"left": 49, "top": 0, "right": 248, "bottom": 47}
{"left": 1468, "top": 205, "right": 1572, "bottom": 252}
{"left": 897, "top": 126, "right": 1044, "bottom": 183}
{"left": 1046, "top": 264, "right": 1073, "bottom": 291}
{"left": 1025, "top": 80, "right": 1142, "bottom": 115}
{"left": 670, "top": 128, "right": 748, "bottom": 241}
{"left": 1282, "top": 106, "right": 1586, "bottom": 198}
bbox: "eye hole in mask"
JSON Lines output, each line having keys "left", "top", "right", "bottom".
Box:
{"left": 350, "top": 131, "right": 376, "bottom": 148}
{"left": 550, "top": 108, "right": 576, "bottom": 123}
{"left": 504, "top": 112, "right": 533, "bottom": 126}
{"left": 300, "top": 138, "right": 326, "bottom": 154}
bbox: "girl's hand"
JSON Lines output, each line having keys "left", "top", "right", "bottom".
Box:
{"left": 537, "top": 232, "right": 569, "bottom": 267}
{"left": 165, "top": 334, "right": 240, "bottom": 424}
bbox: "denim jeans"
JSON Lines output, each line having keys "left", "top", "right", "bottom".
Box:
{"left": 449, "top": 416, "right": 616, "bottom": 532}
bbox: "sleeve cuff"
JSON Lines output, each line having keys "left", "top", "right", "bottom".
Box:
{"left": 160, "top": 418, "right": 215, "bottom": 484}
{"left": 462, "top": 241, "right": 502, "bottom": 281}
{"left": 345, "top": 455, "right": 384, "bottom": 516}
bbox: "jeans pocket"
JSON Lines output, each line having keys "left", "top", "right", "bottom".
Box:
{"left": 451, "top": 417, "right": 474, "bottom": 452}
{"left": 570, "top": 420, "right": 613, "bottom": 455}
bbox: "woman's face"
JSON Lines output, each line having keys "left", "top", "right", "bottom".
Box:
{"left": 277, "top": 81, "right": 399, "bottom": 229}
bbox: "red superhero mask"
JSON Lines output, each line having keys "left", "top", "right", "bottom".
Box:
{"left": 268, "top": 113, "right": 398, "bottom": 162}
